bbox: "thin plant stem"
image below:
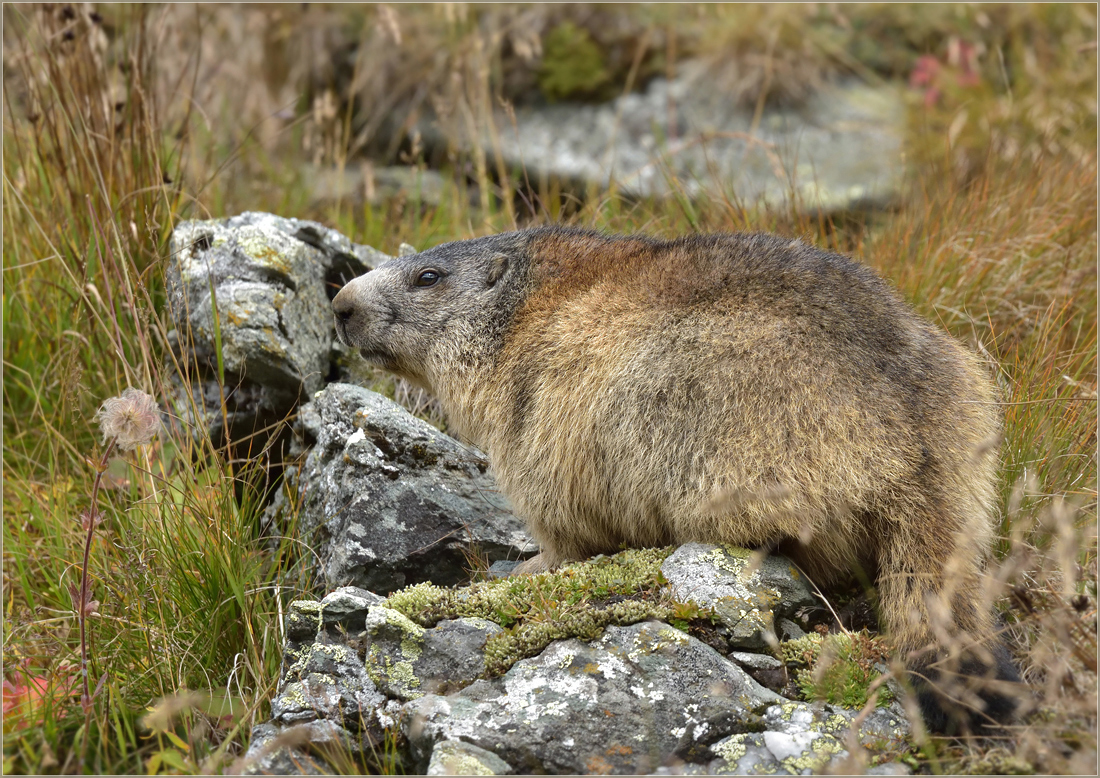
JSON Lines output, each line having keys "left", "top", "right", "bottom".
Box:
{"left": 79, "top": 436, "right": 116, "bottom": 770}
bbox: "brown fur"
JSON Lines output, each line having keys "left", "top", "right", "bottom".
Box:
{"left": 332, "top": 227, "right": 1017, "bottom": 731}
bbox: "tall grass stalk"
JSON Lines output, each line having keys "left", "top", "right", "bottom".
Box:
{"left": 75, "top": 437, "right": 113, "bottom": 770}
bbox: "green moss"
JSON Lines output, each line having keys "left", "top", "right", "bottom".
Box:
{"left": 383, "top": 547, "right": 706, "bottom": 679}
{"left": 780, "top": 631, "right": 894, "bottom": 709}
{"left": 779, "top": 632, "right": 825, "bottom": 666}
{"left": 538, "top": 21, "right": 611, "bottom": 102}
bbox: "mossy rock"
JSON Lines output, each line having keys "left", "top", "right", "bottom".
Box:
{"left": 382, "top": 547, "right": 716, "bottom": 678}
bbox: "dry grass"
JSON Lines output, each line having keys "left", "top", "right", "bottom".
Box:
{"left": 3, "top": 3, "right": 1095, "bottom": 774}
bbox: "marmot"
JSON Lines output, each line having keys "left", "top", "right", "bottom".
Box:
{"left": 332, "top": 227, "right": 1020, "bottom": 733}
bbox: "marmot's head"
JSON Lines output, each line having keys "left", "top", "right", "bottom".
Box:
{"left": 332, "top": 231, "right": 531, "bottom": 388}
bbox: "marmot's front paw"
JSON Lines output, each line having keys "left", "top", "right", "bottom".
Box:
{"left": 512, "top": 552, "right": 562, "bottom": 576}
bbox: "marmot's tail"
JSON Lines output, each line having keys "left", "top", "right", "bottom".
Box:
{"left": 907, "top": 638, "right": 1022, "bottom": 735}
{"left": 875, "top": 486, "right": 1022, "bottom": 735}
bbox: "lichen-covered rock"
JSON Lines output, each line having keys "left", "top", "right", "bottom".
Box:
{"left": 255, "top": 547, "right": 914, "bottom": 775}
{"left": 363, "top": 606, "right": 428, "bottom": 700}
{"left": 318, "top": 586, "right": 387, "bottom": 634}
{"left": 661, "top": 543, "right": 818, "bottom": 650}
{"left": 285, "top": 600, "right": 326, "bottom": 646}
{"left": 274, "top": 382, "right": 533, "bottom": 593}
{"left": 404, "top": 621, "right": 783, "bottom": 774}
{"left": 703, "top": 700, "right": 911, "bottom": 775}
{"left": 167, "top": 212, "right": 386, "bottom": 393}
{"left": 165, "top": 212, "right": 389, "bottom": 456}
{"left": 369, "top": 607, "right": 506, "bottom": 704}
{"left": 238, "top": 722, "right": 330, "bottom": 776}
{"left": 709, "top": 726, "right": 845, "bottom": 776}
{"left": 382, "top": 546, "right": 679, "bottom": 678}
{"left": 364, "top": 608, "right": 504, "bottom": 700}
{"left": 271, "top": 640, "right": 386, "bottom": 738}
{"left": 427, "top": 739, "right": 515, "bottom": 776}
{"left": 283, "top": 586, "right": 388, "bottom": 667}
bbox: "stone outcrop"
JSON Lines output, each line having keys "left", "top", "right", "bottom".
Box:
{"left": 404, "top": 621, "right": 783, "bottom": 774}
{"left": 242, "top": 549, "right": 914, "bottom": 775}
{"left": 661, "top": 543, "right": 820, "bottom": 651}
{"left": 165, "top": 212, "right": 388, "bottom": 457}
{"left": 267, "top": 383, "right": 533, "bottom": 594}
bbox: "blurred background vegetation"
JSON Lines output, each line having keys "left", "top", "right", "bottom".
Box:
{"left": 2, "top": 3, "right": 1096, "bottom": 774}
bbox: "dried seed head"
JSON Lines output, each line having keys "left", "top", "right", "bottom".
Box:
{"left": 94, "top": 388, "right": 160, "bottom": 451}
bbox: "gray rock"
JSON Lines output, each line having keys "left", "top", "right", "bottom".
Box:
{"left": 709, "top": 727, "right": 845, "bottom": 775}
{"left": 704, "top": 700, "right": 911, "bottom": 775}
{"left": 238, "top": 722, "right": 330, "bottom": 775}
{"left": 285, "top": 599, "right": 327, "bottom": 644}
{"left": 404, "top": 621, "right": 783, "bottom": 774}
{"left": 662, "top": 543, "right": 818, "bottom": 650}
{"left": 728, "top": 651, "right": 784, "bottom": 671}
{"left": 275, "top": 382, "right": 533, "bottom": 593}
{"left": 727, "top": 650, "right": 790, "bottom": 695}
{"left": 304, "top": 163, "right": 449, "bottom": 208}
{"left": 487, "top": 559, "right": 522, "bottom": 578}
{"left": 363, "top": 607, "right": 503, "bottom": 700}
{"left": 167, "top": 212, "right": 385, "bottom": 396}
{"left": 764, "top": 700, "right": 910, "bottom": 753}
{"left": 164, "top": 212, "right": 389, "bottom": 455}
{"left": 271, "top": 641, "right": 386, "bottom": 739}
{"left": 255, "top": 550, "right": 914, "bottom": 774}
{"left": 361, "top": 606, "right": 427, "bottom": 700}
{"left": 318, "top": 586, "right": 387, "bottom": 635}
{"left": 423, "top": 63, "right": 904, "bottom": 211}
{"left": 427, "top": 740, "right": 514, "bottom": 776}
{"left": 239, "top": 718, "right": 386, "bottom": 775}
{"left": 777, "top": 617, "right": 808, "bottom": 641}
{"left": 283, "top": 588, "right": 388, "bottom": 662}
{"left": 866, "top": 761, "right": 914, "bottom": 775}
{"left": 418, "top": 618, "right": 504, "bottom": 695}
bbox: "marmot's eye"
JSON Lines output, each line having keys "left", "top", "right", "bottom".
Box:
{"left": 415, "top": 269, "right": 441, "bottom": 287}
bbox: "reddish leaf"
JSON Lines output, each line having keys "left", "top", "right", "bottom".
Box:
{"left": 3, "top": 669, "right": 79, "bottom": 731}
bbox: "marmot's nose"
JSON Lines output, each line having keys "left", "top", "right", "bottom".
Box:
{"left": 332, "top": 288, "right": 355, "bottom": 323}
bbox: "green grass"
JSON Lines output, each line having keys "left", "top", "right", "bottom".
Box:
{"left": 3, "top": 3, "right": 1095, "bottom": 775}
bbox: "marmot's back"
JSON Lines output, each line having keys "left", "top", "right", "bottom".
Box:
{"left": 487, "top": 229, "right": 998, "bottom": 581}
{"left": 332, "top": 226, "right": 1017, "bottom": 734}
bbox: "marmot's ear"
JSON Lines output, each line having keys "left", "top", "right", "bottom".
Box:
{"left": 487, "top": 253, "right": 508, "bottom": 287}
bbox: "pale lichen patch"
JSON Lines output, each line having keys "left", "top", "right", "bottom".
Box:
{"left": 712, "top": 734, "right": 750, "bottom": 764}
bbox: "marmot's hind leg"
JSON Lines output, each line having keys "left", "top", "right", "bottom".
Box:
{"left": 909, "top": 638, "right": 1022, "bottom": 735}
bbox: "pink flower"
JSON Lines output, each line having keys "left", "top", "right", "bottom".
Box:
{"left": 949, "top": 38, "right": 982, "bottom": 88}
{"left": 910, "top": 55, "right": 940, "bottom": 88}
{"left": 94, "top": 388, "right": 161, "bottom": 451}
